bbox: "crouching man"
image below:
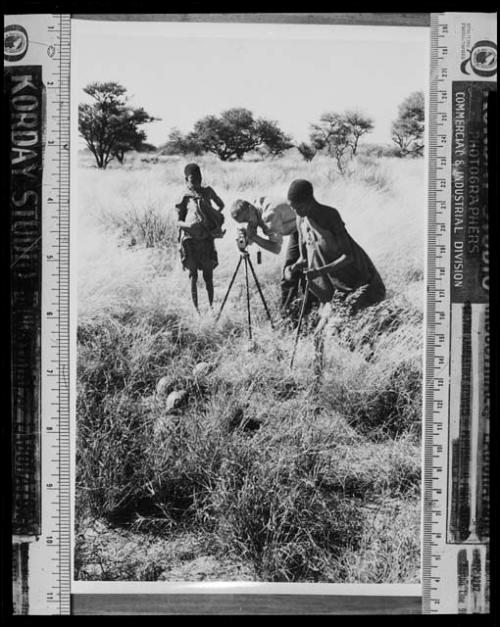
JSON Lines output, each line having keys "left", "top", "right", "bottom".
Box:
{"left": 286, "top": 179, "right": 386, "bottom": 314}
{"left": 286, "top": 179, "right": 386, "bottom": 372}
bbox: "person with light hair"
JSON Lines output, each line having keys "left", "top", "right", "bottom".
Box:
{"left": 230, "top": 196, "right": 307, "bottom": 315}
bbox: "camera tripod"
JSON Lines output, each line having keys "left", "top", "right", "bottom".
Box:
{"left": 216, "top": 249, "right": 273, "bottom": 339}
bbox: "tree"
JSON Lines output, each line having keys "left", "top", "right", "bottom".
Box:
{"left": 391, "top": 91, "right": 425, "bottom": 157}
{"left": 310, "top": 112, "right": 353, "bottom": 173}
{"left": 161, "top": 128, "right": 204, "bottom": 156}
{"left": 296, "top": 142, "right": 317, "bottom": 161}
{"left": 344, "top": 110, "right": 374, "bottom": 155}
{"left": 78, "top": 82, "right": 157, "bottom": 168}
{"left": 193, "top": 108, "right": 259, "bottom": 161}
{"left": 192, "top": 108, "right": 292, "bottom": 161}
{"left": 256, "top": 119, "right": 293, "bottom": 157}
{"left": 310, "top": 110, "right": 374, "bottom": 172}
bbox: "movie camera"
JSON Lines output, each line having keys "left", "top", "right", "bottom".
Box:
{"left": 236, "top": 226, "right": 249, "bottom": 252}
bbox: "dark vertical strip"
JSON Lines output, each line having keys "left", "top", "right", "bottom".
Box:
{"left": 457, "top": 548, "right": 469, "bottom": 614}
{"left": 475, "top": 88, "right": 490, "bottom": 540}
{"left": 476, "top": 305, "right": 490, "bottom": 543}
{"left": 449, "top": 439, "right": 460, "bottom": 541}
{"left": 484, "top": 546, "right": 490, "bottom": 614}
{"left": 470, "top": 548, "right": 482, "bottom": 613}
{"left": 20, "top": 543, "right": 29, "bottom": 614}
{"left": 7, "top": 65, "right": 43, "bottom": 536}
{"left": 11, "top": 543, "right": 20, "bottom": 614}
{"left": 457, "top": 301, "right": 472, "bottom": 542}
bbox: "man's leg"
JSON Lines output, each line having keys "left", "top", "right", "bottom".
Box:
{"left": 202, "top": 268, "right": 214, "bottom": 308}
{"left": 281, "top": 231, "right": 301, "bottom": 319}
{"left": 350, "top": 272, "right": 386, "bottom": 315}
{"left": 190, "top": 270, "right": 199, "bottom": 311}
{"left": 280, "top": 276, "right": 298, "bottom": 315}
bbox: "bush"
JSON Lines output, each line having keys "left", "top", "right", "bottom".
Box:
{"left": 76, "top": 393, "right": 152, "bottom": 519}
{"left": 208, "top": 438, "right": 365, "bottom": 581}
{"left": 318, "top": 296, "right": 423, "bottom": 441}
{"left": 98, "top": 204, "right": 178, "bottom": 249}
{"left": 357, "top": 143, "right": 400, "bottom": 159}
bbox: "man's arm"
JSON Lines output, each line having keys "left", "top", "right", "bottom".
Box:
{"left": 283, "top": 230, "right": 304, "bottom": 282}
{"left": 305, "top": 253, "right": 349, "bottom": 279}
{"left": 320, "top": 208, "right": 354, "bottom": 267}
{"left": 248, "top": 231, "right": 282, "bottom": 255}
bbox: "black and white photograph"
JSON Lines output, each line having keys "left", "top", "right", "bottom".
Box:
{"left": 72, "top": 17, "right": 428, "bottom": 585}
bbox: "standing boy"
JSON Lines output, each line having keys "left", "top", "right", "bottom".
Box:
{"left": 175, "top": 163, "right": 225, "bottom": 311}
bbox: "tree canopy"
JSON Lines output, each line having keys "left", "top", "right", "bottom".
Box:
{"left": 78, "top": 82, "right": 158, "bottom": 168}
{"left": 391, "top": 91, "right": 425, "bottom": 157}
{"left": 167, "top": 108, "right": 292, "bottom": 161}
{"left": 310, "top": 110, "right": 374, "bottom": 171}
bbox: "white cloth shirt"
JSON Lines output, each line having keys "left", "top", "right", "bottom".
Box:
{"left": 251, "top": 197, "right": 297, "bottom": 253}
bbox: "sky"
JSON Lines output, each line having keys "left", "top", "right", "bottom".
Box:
{"left": 73, "top": 19, "right": 429, "bottom": 148}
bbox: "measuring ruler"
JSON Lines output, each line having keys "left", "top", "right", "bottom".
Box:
{"left": 7, "top": 14, "right": 71, "bottom": 614}
{"left": 423, "top": 12, "right": 495, "bottom": 614}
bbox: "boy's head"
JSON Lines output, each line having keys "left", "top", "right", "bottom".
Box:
{"left": 230, "top": 199, "right": 257, "bottom": 224}
{"left": 287, "top": 179, "right": 314, "bottom": 217}
{"left": 184, "top": 163, "right": 202, "bottom": 190}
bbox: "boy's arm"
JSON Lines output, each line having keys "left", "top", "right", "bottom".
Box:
{"left": 176, "top": 197, "right": 192, "bottom": 231}
{"left": 176, "top": 196, "right": 188, "bottom": 222}
{"left": 208, "top": 187, "right": 225, "bottom": 211}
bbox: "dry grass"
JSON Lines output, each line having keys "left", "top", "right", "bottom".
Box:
{"left": 75, "top": 150, "right": 424, "bottom": 582}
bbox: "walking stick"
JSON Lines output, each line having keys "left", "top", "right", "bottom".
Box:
{"left": 289, "top": 274, "right": 310, "bottom": 369}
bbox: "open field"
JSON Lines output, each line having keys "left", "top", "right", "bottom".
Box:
{"left": 75, "top": 150, "right": 425, "bottom": 582}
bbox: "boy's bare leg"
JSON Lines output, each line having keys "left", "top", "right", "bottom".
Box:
{"left": 190, "top": 272, "right": 199, "bottom": 312}
{"left": 202, "top": 268, "right": 214, "bottom": 308}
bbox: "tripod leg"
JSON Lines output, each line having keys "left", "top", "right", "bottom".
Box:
{"left": 244, "top": 255, "right": 252, "bottom": 339}
{"left": 215, "top": 256, "right": 242, "bottom": 322}
{"left": 289, "top": 278, "right": 310, "bottom": 368}
{"left": 247, "top": 256, "right": 274, "bottom": 328}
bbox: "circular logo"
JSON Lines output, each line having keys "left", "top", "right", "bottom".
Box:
{"left": 4, "top": 24, "right": 29, "bottom": 62}
{"left": 461, "top": 40, "right": 497, "bottom": 77}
